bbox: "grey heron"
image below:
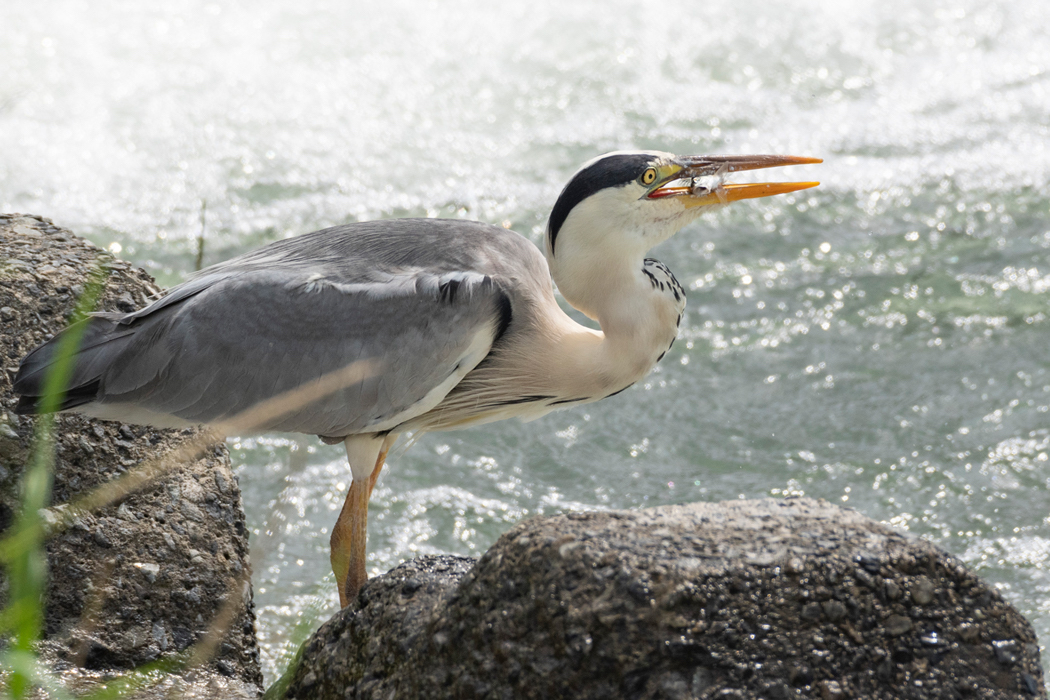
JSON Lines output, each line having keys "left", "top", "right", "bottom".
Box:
{"left": 14, "top": 151, "right": 820, "bottom": 606}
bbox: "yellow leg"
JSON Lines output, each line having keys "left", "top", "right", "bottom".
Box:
{"left": 367, "top": 455, "right": 385, "bottom": 497}
{"left": 331, "top": 441, "right": 389, "bottom": 607}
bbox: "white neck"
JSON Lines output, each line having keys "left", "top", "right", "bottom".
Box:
{"left": 542, "top": 206, "right": 686, "bottom": 400}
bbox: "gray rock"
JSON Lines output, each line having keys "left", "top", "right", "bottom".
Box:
{"left": 822, "top": 600, "right": 847, "bottom": 622}
{"left": 884, "top": 614, "right": 912, "bottom": 636}
{"left": 0, "top": 215, "right": 262, "bottom": 696}
{"left": 278, "top": 498, "right": 1045, "bottom": 700}
{"left": 269, "top": 555, "right": 474, "bottom": 698}
{"left": 819, "top": 679, "right": 845, "bottom": 700}
{"left": 911, "top": 575, "right": 935, "bottom": 605}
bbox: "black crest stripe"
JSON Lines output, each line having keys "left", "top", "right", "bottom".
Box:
{"left": 548, "top": 153, "right": 654, "bottom": 254}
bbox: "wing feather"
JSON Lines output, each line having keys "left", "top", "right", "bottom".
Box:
{"left": 16, "top": 219, "right": 547, "bottom": 436}
{"left": 93, "top": 265, "right": 507, "bottom": 437}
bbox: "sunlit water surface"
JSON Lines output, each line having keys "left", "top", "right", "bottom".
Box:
{"left": 4, "top": 0, "right": 1050, "bottom": 684}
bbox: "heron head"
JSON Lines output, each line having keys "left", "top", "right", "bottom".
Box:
{"left": 545, "top": 150, "right": 821, "bottom": 263}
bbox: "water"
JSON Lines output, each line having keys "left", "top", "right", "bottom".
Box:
{"left": 3, "top": 0, "right": 1050, "bottom": 684}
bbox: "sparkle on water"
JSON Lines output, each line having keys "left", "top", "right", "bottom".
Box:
{"left": 4, "top": 0, "right": 1050, "bottom": 683}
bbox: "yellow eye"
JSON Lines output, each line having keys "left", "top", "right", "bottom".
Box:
{"left": 641, "top": 168, "right": 658, "bottom": 185}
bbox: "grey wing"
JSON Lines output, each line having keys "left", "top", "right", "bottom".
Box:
{"left": 88, "top": 266, "right": 511, "bottom": 437}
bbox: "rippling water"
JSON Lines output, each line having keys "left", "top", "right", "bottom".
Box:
{"left": 4, "top": 0, "right": 1050, "bottom": 683}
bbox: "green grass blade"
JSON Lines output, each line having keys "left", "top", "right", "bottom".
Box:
{"left": 1, "top": 264, "right": 107, "bottom": 698}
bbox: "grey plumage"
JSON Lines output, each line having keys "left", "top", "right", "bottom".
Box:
{"left": 15, "top": 218, "right": 547, "bottom": 439}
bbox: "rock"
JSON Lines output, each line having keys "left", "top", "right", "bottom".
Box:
{"left": 911, "top": 575, "right": 935, "bottom": 605}
{"left": 278, "top": 498, "right": 1045, "bottom": 700}
{"left": 822, "top": 599, "right": 847, "bottom": 622}
{"left": 884, "top": 614, "right": 913, "bottom": 636}
{"left": 269, "top": 555, "right": 474, "bottom": 700}
{"left": 0, "top": 215, "right": 262, "bottom": 696}
{"left": 819, "top": 679, "right": 845, "bottom": 700}
{"left": 45, "top": 666, "right": 261, "bottom": 699}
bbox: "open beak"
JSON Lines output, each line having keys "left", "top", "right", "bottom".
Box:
{"left": 648, "top": 154, "right": 822, "bottom": 208}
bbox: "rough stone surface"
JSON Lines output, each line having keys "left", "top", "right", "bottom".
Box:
{"left": 0, "top": 214, "right": 262, "bottom": 695}
{"left": 48, "top": 666, "right": 261, "bottom": 699}
{"left": 282, "top": 498, "right": 1045, "bottom": 700}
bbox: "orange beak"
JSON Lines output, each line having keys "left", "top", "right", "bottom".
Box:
{"left": 648, "top": 154, "right": 822, "bottom": 208}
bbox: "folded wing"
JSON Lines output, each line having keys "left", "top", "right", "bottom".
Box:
{"left": 16, "top": 264, "right": 510, "bottom": 439}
